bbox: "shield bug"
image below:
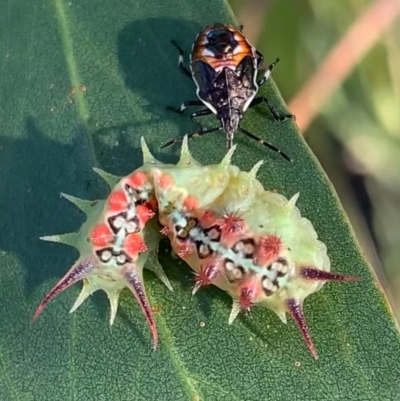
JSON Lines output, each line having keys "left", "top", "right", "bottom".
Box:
{"left": 163, "top": 23, "right": 295, "bottom": 162}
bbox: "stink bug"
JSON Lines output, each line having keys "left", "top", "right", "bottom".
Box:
{"left": 163, "top": 23, "right": 295, "bottom": 162}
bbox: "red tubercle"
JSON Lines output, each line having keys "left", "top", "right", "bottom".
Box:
{"left": 160, "top": 226, "right": 170, "bottom": 236}
{"left": 90, "top": 223, "right": 113, "bottom": 247}
{"left": 126, "top": 171, "right": 149, "bottom": 189}
{"left": 218, "top": 213, "right": 245, "bottom": 236}
{"left": 157, "top": 172, "right": 174, "bottom": 189}
{"left": 136, "top": 204, "right": 156, "bottom": 225}
{"left": 215, "top": 213, "right": 248, "bottom": 248}
{"left": 183, "top": 195, "right": 199, "bottom": 211}
{"left": 238, "top": 277, "right": 263, "bottom": 311}
{"left": 239, "top": 287, "right": 254, "bottom": 311}
{"left": 176, "top": 241, "right": 194, "bottom": 259}
{"left": 108, "top": 190, "right": 128, "bottom": 212}
{"left": 256, "top": 234, "right": 283, "bottom": 265}
{"left": 198, "top": 210, "right": 219, "bottom": 227}
{"left": 193, "top": 259, "right": 221, "bottom": 294}
{"left": 147, "top": 198, "right": 159, "bottom": 212}
{"left": 124, "top": 233, "right": 148, "bottom": 256}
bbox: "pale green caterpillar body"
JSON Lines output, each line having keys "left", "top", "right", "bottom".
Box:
{"left": 33, "top": 137, "right": 358, "bottom": 359}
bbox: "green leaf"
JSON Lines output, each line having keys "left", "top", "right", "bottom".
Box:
{"left": 1, "top": 0, "right": 400, "bottom": 400}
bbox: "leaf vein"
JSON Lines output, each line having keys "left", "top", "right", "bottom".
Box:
{"left": 53, "top": 0, "right": 98, "bottom": 167}
{"left": 155, "top": 307, "right": 202, "bottom": 400}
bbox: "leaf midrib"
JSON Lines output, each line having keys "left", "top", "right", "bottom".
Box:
{"left": 53, "top": 0, "right": 97, "bottom": 166}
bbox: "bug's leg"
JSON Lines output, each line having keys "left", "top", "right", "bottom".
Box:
{"left": 238, "top": 126, "right": 292, "bottom": 162}
{"left": 161, "top": 126, "right": 220, "bottom": 149}
{"left": 166, "top": 100, "right": 204, "bottom": 114}
{"left": 162, "top": 108, "right": 214, "bottom": 148}
{"left": 189, "top": 108, "right": 213, "bottom": 129}
{"left": 257, "top": 58, "right": 279, "bottom": 87}
{"left": 255, "top": 50, "right": 264, "bottom": 68}
{"left": 171, "top": 40, "right": 192, "bottom": 79}
{"left": 249, "top": 96, "right": 296, "bottom": 122}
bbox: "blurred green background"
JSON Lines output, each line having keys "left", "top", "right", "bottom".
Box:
{"left": 229, "top": 0, "right": 400, "bottom": 322}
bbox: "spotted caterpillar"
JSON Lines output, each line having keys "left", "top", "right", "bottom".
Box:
{"left": 33, "top": 137, "right": 359, "bottom": 359}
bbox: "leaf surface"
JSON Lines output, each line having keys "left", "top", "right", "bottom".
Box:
{"left": 1, "top": 0, "right": 400, "bottom": 400}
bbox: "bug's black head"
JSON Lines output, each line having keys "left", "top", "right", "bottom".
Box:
{"left": 206, "top": 27, "right": 238, "bottom": 57}
{"left": 207, "top": 27, "right": 234, "bottom": 44}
